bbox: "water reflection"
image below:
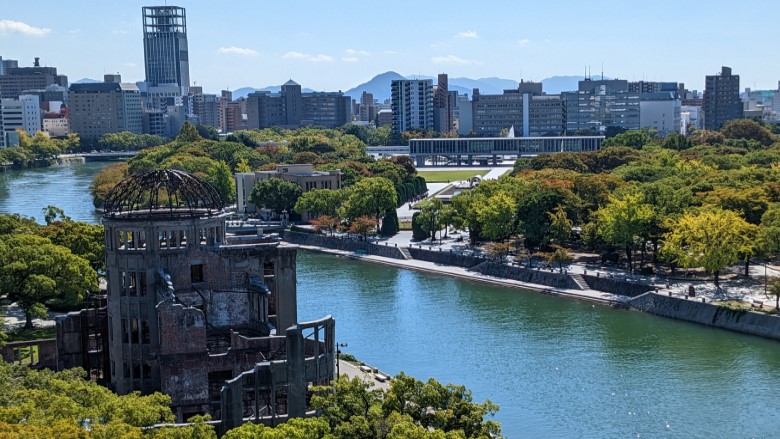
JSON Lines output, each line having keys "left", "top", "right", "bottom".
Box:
{"left": 297, "top": 251, "right": 780, "bottom": 438}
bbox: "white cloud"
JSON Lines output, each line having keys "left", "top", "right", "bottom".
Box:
{"left": 345, "top": 48, "right": 369, "bottom": 56}
{"left": 384, "top": 50, "right": 397, "bottom": 55}
{"left": 0, "top": 19, "right": 51, "bottom": 37}
{"left": 218, "top": 46, "right": 258, "bottom": 57}
{"left": 342, "top": 56, "right": 359, "bottom": 63}
{"left": 124, "top": 62, "right": 137, "bottom": 68}
{"left": 282, "top": 51, "right": 333, "bottom": 62}
{"left": 431, "top": 54, "right": 478, "bottom": 65}
{"left": 456, "top": 30, "right": 478, "bottom": 39}
{"left": 517, "top": 38, "right": 531, "bottom": 46}
{"left": 111, "top": 29, "right": 128, "bottom": 35}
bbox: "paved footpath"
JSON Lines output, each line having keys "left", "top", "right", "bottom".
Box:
{"left": 337, "top": 360, "right": 390, "bottom": 391}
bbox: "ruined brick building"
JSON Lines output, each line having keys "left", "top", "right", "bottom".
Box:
{"left": 56, "top": 169, "right": 334, "bottom": 431}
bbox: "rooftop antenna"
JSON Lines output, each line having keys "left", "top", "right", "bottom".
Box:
{"left": 601, "top": 61, "right": 604, "bottom": 81}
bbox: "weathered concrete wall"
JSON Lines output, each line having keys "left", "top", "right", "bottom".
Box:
{"left": 471, "top": 262, "right": 579, "bottom": 289}
{"left": 1, "top": 339, "right": 57, "bottom": 369}
{"left": 282, "top": 231, "right": 406, "bottom": 260}
{"left": 630, "top": 293, "right": 780, "bottom": 340}
{"left": 407, "top": 247, "right": 484, "bottom": 268}
{"left": 582, "top": 275, "right": 654, "bottom": 297}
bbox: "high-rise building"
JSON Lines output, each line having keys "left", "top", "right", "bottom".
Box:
{"left": 1, "top": 94, "right": 42, "bottom": 141}
{"left": 471, "top": 81, "right": 564, "bottom": 137}
{"left": 391, "top": 79, "right": 433, "bottom": 141}
{"left": 703, "top": 66, "right": 743, "bottom": 130}
{"left": 142, "top": 6, "right": 190, "bottom": 91}
{"left": 358, "top": 92, "right": 375, "bottom": 122}
{"left": 69, "top": 76, "right": 143, "bottom": 139}
{"left": 190, "top": 87, "right": 220, "bottom": 129}
{"left": 245, "top": 80, "right": 351, "bottom": 130}
{"left": 0, "top": 57, "right": 68, "bottom": 100}
{"left": 433, "top": 74, "right": 453, "bottom": 133}
{"left": 562, "top": 79, "right": 640, "bottom": 133}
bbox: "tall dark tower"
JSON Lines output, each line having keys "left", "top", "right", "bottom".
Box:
{"left": 142, "top": 6, "right": 190, "bottom": 89}
{"left": 703, "top": 66, "right": 742, "bottom": 130}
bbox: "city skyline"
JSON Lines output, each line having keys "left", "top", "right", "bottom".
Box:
{"left": 1, "top": 0, "right": 779, "bottom": 93}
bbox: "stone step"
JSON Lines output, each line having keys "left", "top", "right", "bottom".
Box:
{"left": 569, "top": 274, "right": 588, "bottom": 290}
{"left": 399, "top": 247, "right": 412, "bottom": 260}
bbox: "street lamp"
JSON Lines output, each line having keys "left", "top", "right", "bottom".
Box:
{"left": 336, "top": 342, "right": 348, "bottom": 378}
{"left": 281, "top": 209, "right": 289, "bottom": 228}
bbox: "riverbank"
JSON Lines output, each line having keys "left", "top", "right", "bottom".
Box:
{"left": 291, "top": 239, "right": 780, "bottom": 342}
{"left": 294, "top": 244, "right": 628, "bottom": 307}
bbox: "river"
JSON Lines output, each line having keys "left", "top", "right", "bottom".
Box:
{"left": 2, "top": 162, "right": 780, "bottom": 438}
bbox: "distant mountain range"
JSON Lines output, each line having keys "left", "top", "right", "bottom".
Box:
{"left": 231, "top": 85, "right": 318, "bottom": 100}
{"left": 230, "top": 72, "right": 597, "bottom": 102}
{"left": 77, "top": 73, "right": 599, "bottom": 101}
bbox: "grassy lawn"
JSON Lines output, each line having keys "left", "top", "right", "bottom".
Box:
{"left": 417, "top": 169, "right": 488, "bottom": 183}
{"left": 7, "top": 326, "right": 56, "bottom": 342}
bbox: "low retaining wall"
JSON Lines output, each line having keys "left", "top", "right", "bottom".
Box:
{"left": 407, "top": 247, "right": 484, "bottom": 268}
{"left": 471, "top": 262, "right": 579, "bottom": 290}
{"left": 582, "top": 275, "right": 654, "bottom": 297}
{"left": 282, "top": 231, "right": 406, "bottom": 260}
{"left": 630, "top": 293, "right": 780, "bottom": 341}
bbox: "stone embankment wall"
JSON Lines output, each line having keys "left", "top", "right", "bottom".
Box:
{"left": 630, "top": 292, "right": 780, "bottom": 340}
{"left": 407, "top": 247, "right": 484, "bottom": 268}
{"left": 283, "top": 231, "right": 406, "bottom": 260}
{"left": 471, "top": 262, "right": 579, "bottom": 289}
{"left": 582, "top": 275, "right": 654, "bottom": 297}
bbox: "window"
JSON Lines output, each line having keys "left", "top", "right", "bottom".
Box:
{"left": 191, "top": 264, "right": 204, "bottom": 283}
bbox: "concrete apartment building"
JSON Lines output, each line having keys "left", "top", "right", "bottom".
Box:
{"left": 703, "top": 66, "right": 743, "bottom": 130}
{"left": 43, "top": 110, "right": 70, "bottom": 137}
{"left": 433, "top": 74, "right": 453, "bottom": 134}
{"left": 454, "top": 94, "right": 473, "bottom": 135}
{"left": 472, "top": 81, "right": 564, "bottom": 137}
{"left": 391, "top": 79, "right": 434, "bottom": 140}
{"left": 246, "top": 80, "right": 351, "bottom": 130}
{"left": 189, "top": 86, "right": 220, "bottom": 129}
{"left": 0, "top": 57, "right": 68, "bottom": 100}
{"left": 1, "top": 94, "right": 42, "bottom": 146}
{"left": 639, "top": 92, "right": 682, "bottom": 135}
{"left": 562, "top": 79, "right": 641, "bottom": 133}
{"left": 68, "top": 75, "right": 143, "bottom": 139}
{"left": 358, "top": 91, "right": 376, "bottom": 123}
{"left": 235, "top": 164, "right": 342, "bottom": 217}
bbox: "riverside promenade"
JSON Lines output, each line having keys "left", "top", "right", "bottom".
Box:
{"left": 294, "top": 242, "right": 629, "bottom": 307}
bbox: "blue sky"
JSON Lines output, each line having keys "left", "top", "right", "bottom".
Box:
{"left": 1, "top": 0, "right": 778, "bottom": 94}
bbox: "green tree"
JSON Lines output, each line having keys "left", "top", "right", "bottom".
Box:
{"left": 595, "top": 191, "right": 654, "bottom": 271}
{"left": 249, "top": 178, "right": 303, "bottom": 216}
{"left": 547, "top": 205, "right": 572, "bottom": 246}
{"left": 661, "top": 208, "right": 757, "bottom": 287}
{"left": 661, "top": 132, "right": 693, "bottom": 150}
{"left": 40, "top": 218, "right": 105, "bottom": 271}
{"left": 235, "top": 157, "right": 252, "bottom": 173}
{"left": 176, "top": 121, "right": 201, "bottom": 142}
{"left": 294, "top": 189, "right": 345, "bottom": 218}
{"left": 771, "top": 278, "right": 780, "bottom": 311}
{"left": 602, "top": 129, "right": 656, "bottom": 149}
{"left": 721, "top": 119, "right": 774, "bottom": 146}
{"left": 416, "top": 198, "right": 445, "bottom": 241}
{"left": 0, "top": 363, "right": 177, "bottom": 436}
{"left": 0, "top": 234, "right": 98, "bottom": 328}
{"left": 477, "top": 193, "right": 517, "bottom": 242}
{"left": 759, "top": 204, "right": 780, "bottom": 257}
{"left": 205, "top": 160, "right": 236, "bottom": 204}
{"left": 342, "top": 177, "right": 397, "bottom": 232}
